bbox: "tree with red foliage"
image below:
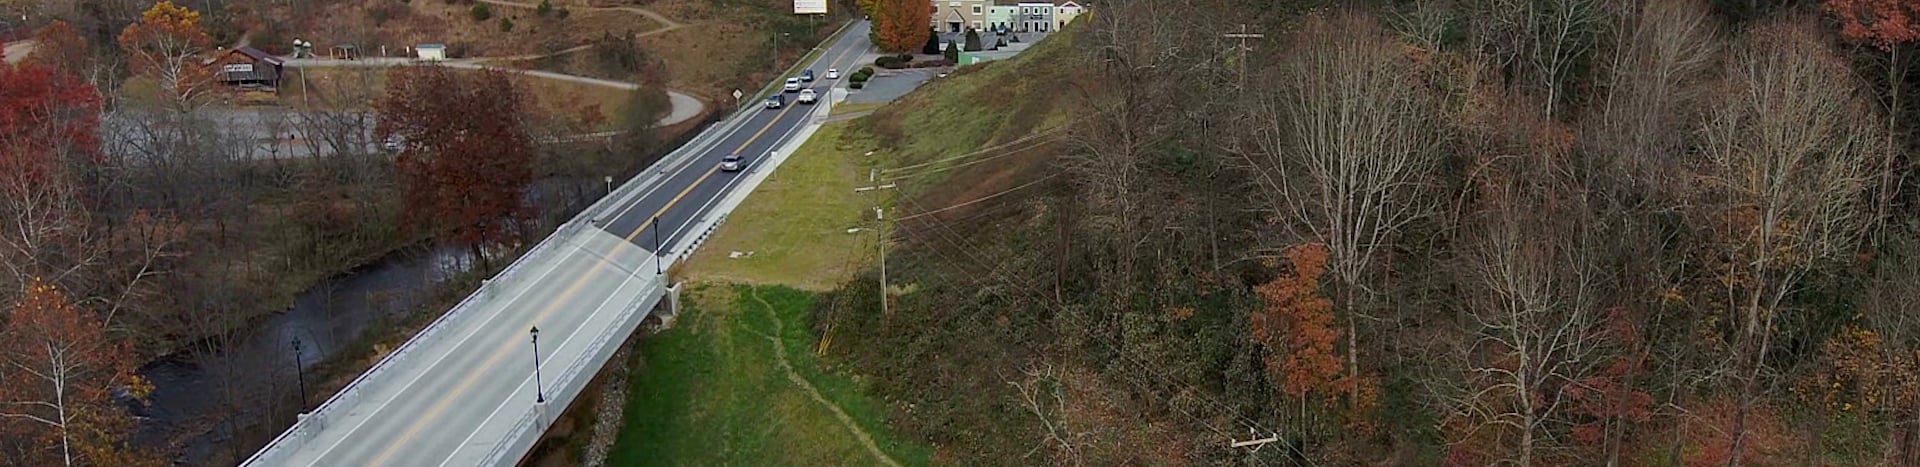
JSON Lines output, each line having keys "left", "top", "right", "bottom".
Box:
{"left": 872, "top": 0, "right": 932, "bottom": 53}
{"left": 1823, "top": 0, "right": 1920, "bottom": 230}
{"left": 377, "top": 66, "right": 534, "bottom": 267}
{"left": 117, "top": 1, "right": 214, "bottom": 110}
{"left": 26, "top": 22, "right": 92, "bottom": 82}
{"left": 0, "top": 280, "right": 150, "bottom": 466}
{"left": 0, "top": 45, "right": 105, "bottom": 297}
{"left": 1566, "top": 307, "right": 1653, "bottom": 463}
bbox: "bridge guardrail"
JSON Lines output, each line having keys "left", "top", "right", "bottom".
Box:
{"left": 245, "top": 18, "right": 857, "bottom": 466}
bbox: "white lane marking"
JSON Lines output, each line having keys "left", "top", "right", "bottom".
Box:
{"left": 431, "top": 257, "right": 651, "bottom": 467}
{"left": 304, "top": 239, "right": 594, "bottom": 463}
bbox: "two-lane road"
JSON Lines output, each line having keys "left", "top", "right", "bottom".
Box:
{"left": 601, "top": 22, "right": 874, "bottom": 250}
{"left": 272, "top": 21, "right": 873, "bottom": 466}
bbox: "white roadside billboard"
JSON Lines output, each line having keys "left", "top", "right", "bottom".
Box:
{"left": 795, "top": 0, "right": 826, "bottom": 14}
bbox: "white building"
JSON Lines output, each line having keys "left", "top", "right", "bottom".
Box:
{"left": 414, "top": 43, "right": 447, "bottom": 61}
{"left": 1054, "top": 1, "right": 1083, "bottom": 30}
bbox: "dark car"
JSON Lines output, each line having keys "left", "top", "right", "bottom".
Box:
{"left": 720, "top": 153, "right": 745, "bottom": 172}
{"left": 764, "top": 94, "right": 785, "bottom": 109}
{"left": 800, "top": 69, "right": 816, "bottom": 82}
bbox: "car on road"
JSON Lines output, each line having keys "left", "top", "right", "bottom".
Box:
{"left": 764, "top": 94, "right": 784, "bottom": 109}
{"left": 784, "top": 78, "right": 802, "bottom": 92}
{"left": 800, "top": 69, "right": 815, "bottom": 82}
{"left": 797, "top": 88, "right": 817, "bottom": 104}
{"left": 720, "top": 153, "right": 745, "bottom": 172}
{"left": 826, "top": 68, "right": 840, "bottom": 80}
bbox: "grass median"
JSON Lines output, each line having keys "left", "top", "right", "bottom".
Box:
{"left": 680, "top": 122, "right": 882, "bottom": 290}
{"left": 607, "top": 120, "right": 926, "bottom": 465}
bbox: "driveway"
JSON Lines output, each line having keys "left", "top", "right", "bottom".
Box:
{"left": 283, "top": 57, "right": 705, "bottom": 127}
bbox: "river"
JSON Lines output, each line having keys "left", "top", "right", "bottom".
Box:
{"left": 129, "top": 244, "right": 472, "bottom": 465}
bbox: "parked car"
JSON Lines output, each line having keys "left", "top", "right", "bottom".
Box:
{"left": 720, "top": 153, "right": 745, "bottom": 172}
{"left": 784, "top": 78, "right": 802, "bottom": 92}
{"left": 800, "top": 69, "right": 815, "bottom": 82}
{"left": 826, "top": 68, "right": 840, "bottom": 80}
{"left": 764, "top": 94, "right": 784, "bottom": 109}
{"left": 797, "top": 88, "right": 817, "bottom": 104}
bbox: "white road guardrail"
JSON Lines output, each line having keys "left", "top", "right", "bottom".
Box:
{"left": 242, "top": 19, "right": 855, "bottom": 463}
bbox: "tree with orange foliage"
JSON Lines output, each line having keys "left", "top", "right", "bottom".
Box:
{"left": 0, "top": 41, "right": 105, "bottom": 300}
{"left": 0, "top": 280, "right": 149, "bottom": 466}
{"left": 377, "top": 66, "right": 534, "bottom": 268}
{"left": 871, "top": 0, "right": 932, "bottom": 53}
{"left": 1250, "top": 242, "right": 1379, "bottom": 438}
{"left": 1251, "top": 243, "right": 1342, "bottom": 405}
{"left": 117, "top": 1, "right": 214, "bottom": 110}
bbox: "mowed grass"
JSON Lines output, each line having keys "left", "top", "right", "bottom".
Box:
{"left": 607, "top": 283, "right": 930, "bottom": 466}
{"left": 682, "top": 123, "right": 882, "bottom": 290}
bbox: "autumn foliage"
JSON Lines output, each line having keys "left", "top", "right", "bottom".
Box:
{"left": 0, "top": 280, "right": 147, "bottom": 466}
{"left": 1824, "top": 0, "right": 1920, "bottom": 49}
{"left": 377, "top": 66, "right": 535, "bottom": 261}
{"left": 872, "top": 0, "right": 932, "bottom": 53}
{"left": 1251, "top": 243, "right": 1343, "bottom": 403}
{"left": 117, "top": 1, "right": 214, "bottom": 108}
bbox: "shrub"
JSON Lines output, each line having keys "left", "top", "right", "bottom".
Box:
{"left": 536, "top": 0, "right": 553, "bottom": 16}
{"left": 470, "top": 3, "right": 491, "bottom": 21}
{"left": 500, "top": 17, "right": 513, "bottom": 32}
{"left": 849, "top": 72, "right": 869, "bottom": 83}
{"left": 556, "top": 8, "right": 570, "bottom": 19}
{"left": 964, "top": 28, "right": 982, "bottom": 52}
{"left": 994, "top": 37, "right": 1006, "bottom": 49}
{"left": 922, "top": 27, "right": 940, "bottom": 54}
{"left": 850, "top": 81, "right": 864, "bottom": 90}
{"left": 858, "top": 66, "right": 875, "bottom": 78}
{"left": 876, "top": 54, "right": 913, "bottom": 69}
{"left": 942, "top": 41, "right": 958, "bottom": 63}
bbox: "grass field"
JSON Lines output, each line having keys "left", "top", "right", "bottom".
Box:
{"left": 681, "top": 123, "right": 885, "bottom": 290}
{"left": 606, "top": 283, "right": 930, "bottom": 466}
{"left": 276, "top": 66, "right": 636, "bottom": 129}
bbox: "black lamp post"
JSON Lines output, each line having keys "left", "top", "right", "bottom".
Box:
{"left": 292, "top": 338, "right": 308, "bottom": 406}
{"left": 653, "top": 216, "right": 663, "bottom": 274}
{"left": 530, "top": 326, "right": 545, "bottom": 404}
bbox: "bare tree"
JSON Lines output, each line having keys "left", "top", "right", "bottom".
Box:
{"left": 1692, "top": 19, "right": 1884, "bottom": 464}
{"left": 1244, "top": 10, "right": 1442, "bottom": 407}
{"left": 1471, "top": 0, "right": 1604, "bottom": 118}
{"left": 1439, "top": 157, "right": 1604, "bottom": 466}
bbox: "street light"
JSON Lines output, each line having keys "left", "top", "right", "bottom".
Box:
{"left": 291, "top": 338, "right": 308, "bottom": 406}
{"left": 604, "top": 175, "right": 613, "bottom": 195}
{"left": 652, "top": 216, "right": 663, "bottom": 275}
{"left": 529, "top": 326, "right": 545, "bottom": 404}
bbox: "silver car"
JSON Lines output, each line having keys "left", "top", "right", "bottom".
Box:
{"left": 720, "top": 153, "right": 745, "bottom": 172}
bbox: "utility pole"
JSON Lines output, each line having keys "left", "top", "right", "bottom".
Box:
{"left": 875, "top": 207, "right": 887, "bottom": 317}
{"left": 1230, "top": 428, "right": 1280, "bottom": 451}
{"left": 855, "top": 167, "right": 896, "bottom": 316}
{"left": 1222, "top": 24, "right": 1265, "bottom": 91}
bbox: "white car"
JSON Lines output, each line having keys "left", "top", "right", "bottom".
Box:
{"left": 783, "top": 78, "right": 801, "bottom": 92}
{"left": 720, "top": 153, "right": 745, "bottom": 172}
{"left": 797, "top": 88, "right": 817, "bottom": 104}
{"left": 825, "top": 68, "right": 840, "bottom": 80}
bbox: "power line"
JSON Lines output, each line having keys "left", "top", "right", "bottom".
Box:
{"left": 895, "top": 173, "right": 1059, "bottom": 221}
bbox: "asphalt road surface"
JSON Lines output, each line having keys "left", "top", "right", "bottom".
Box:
{"left": 271, "top": 21, "right": 874, "bottom": 467}
{"left": 599, "top": 22, "right": 875, "bottom": 252}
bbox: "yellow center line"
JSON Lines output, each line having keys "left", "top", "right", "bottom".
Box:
{"left": 361, "top": 35, "right": 869, "bottom": 467}
{"left": 621, "top": 41, "right": 866, "bottom": 242}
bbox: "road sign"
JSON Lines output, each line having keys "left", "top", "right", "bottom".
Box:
{"left": 732, "top": 89, "right": 744, "bottom": 101}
